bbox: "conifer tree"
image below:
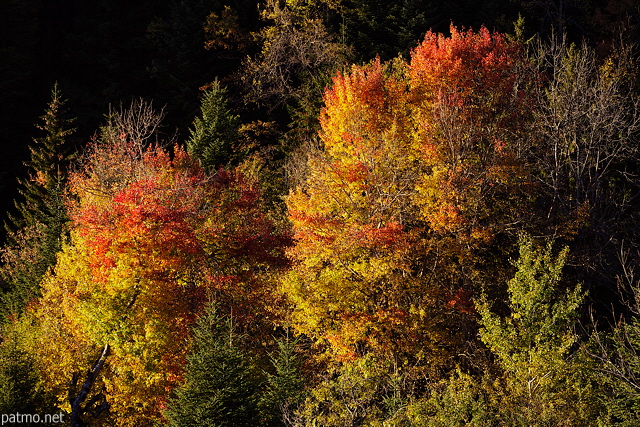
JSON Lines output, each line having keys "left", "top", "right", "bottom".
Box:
{"left": 164, "top": 302, "right": 262, "bottom": 427}
{"left": 0, "top": 83, "right": 75, "bottom": 318}
{"left": 186, "top": 79, "right": 239, "bottom": 172}
{"left": 258, "top": 335, "right": 305, "bottom": 426}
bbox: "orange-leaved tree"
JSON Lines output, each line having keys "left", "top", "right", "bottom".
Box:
{"left": 409, "top": 24, "right": 535, "bottom": 240}
{"left": 30, "top": 122, "right": 288, "bottom": 425}
{"left": 284, "top": 58, "right": 438, "bottom": 363}
{"left": 283, "top": 26, "right": 538, "bottom": 371}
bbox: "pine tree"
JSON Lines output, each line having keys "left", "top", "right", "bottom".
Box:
{"left": 186, "top": 79, "right": 239, "bottom": 172}
{"left": 258, "top": 335, "right": 305, "bottom": 426}
{"left": 164, "top": 302, "right": 262, "bottom": 427}
{"left": 12, "top": 83, "right": 74, "bottom": 230}
{"left": 0, "top": 83, "right": 75, "bottom": 318}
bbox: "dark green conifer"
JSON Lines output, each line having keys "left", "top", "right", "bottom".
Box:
{"left": 0, "top": 83, "right": 75, "bottom": 318}
{"left": 164, "top": 302, "right": 261, "bottom": 427}
{"left": 186, "top": 80, "right": 239, "bottom": 173}
{"left": 258, "top": 335, "right": 305, "bottom": 426}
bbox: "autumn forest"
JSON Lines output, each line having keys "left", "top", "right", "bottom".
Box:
{"left": 2, "top": 0, "right": 640, "bottom": 426}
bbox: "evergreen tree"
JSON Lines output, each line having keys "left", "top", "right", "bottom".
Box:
{"left": 186, "top": 80, "right": 240, "bottom": 172}
{"left": 0, "top": 83, "right": 75, "bottom": 318}
{"left": 15, "top": 83, "right": 74, "bottom": 230}
{"left": 164, "top": 302, "right": 262, "bottom": 427}
{"left": 258, "top": 335, "right": 305, "bottom": 426}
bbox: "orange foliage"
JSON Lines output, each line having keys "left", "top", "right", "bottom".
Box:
{"left": 32, "top": 140, "right": 288, "bottom": 425}
{"left": 283, "top": 26, "right": 538, "bottom": 367}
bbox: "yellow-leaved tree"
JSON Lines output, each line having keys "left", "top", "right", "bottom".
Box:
{"left": 283, "top": 26, "right": 537, "bottom": 375}
{"left": 28, "top": 104, "right": 288, "bottom": 426}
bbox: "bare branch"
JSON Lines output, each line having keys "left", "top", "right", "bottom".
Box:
{"left": 69, "top": 344, "right": 111, "bottom": 427}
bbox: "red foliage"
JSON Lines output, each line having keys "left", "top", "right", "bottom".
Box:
{"left": 410, "top": 25, "right": 525, "bottom": 115}
{"left": 69, "top": 141, "right": 289, "bottom": 329}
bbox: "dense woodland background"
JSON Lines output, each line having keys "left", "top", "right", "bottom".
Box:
{"left": 2, "top": 0, "right": 640, "bottom": 426}
{"left": 2, "top": 0, "right": 638, "bottom": 226}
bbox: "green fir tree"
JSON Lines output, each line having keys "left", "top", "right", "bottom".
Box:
{"left": 164, "top": 302, "right": 262, "bottom": 426}
{"left": 0, "top": 83, "right": 75, "bottom": 319}
{"left": 186, "top": 80, "right": 240, "bottom": 172}
{"left": 258, "top": 335, "right": 305, "bottom": 426}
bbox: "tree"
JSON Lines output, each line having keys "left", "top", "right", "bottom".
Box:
{"left": 0, "top": 83, "right": 75, "bottom": 319}
{"left": 291, "top": 355, "right": 405, "bottom": 426}
{"left": 0, "top": 320, "right": 52, "bottom": 415}
{"left": 529, "top": 35, "right": 640, "bottom": 295}
{"left": 258, "top": 335, "right": 306, "bottom": 426}
{"left": 242, "top": 0, "right": 350, "bottom": 111}
{"left": 283, "top": 57, "right": 447, "bottom": 361}
{"left": 408, "top": 25, "right": 536, "bottom": 240}
{"left": 476, "top": 235, "right": 594, "bottom": 425}
{"left": 186, "top": 79, "right": 240, "bottom": 172}
{"left": 165, "top": 302, "right": 261, "bottom": 427}
{"left": 588, "top": 247, "right": 640, "bottom": 425}
{"left": 241, "top": 0, "right": 352, "bottom": 147}
{"left": 339, "top": 0, "right": 442, "bottom": 61}
{"left": 29, "top": 102, "right": 288, "bottom": 425}
{"left": 10, "top": 82, "right": 74, "bottom": 231}
{"left": 282, "top": 26, "right": 536, "bottom": 368}
{"left": 402, "top": 369, "right": 496, "bottom": 427}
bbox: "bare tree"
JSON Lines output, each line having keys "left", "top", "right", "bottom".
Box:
{"left": 73, "top": 99, "right": 167, "bottom": 198}
{"left": 241, "top": 0, "right": 351, "bottom": 111}
{"left": 104, "top": 99, "right": 165, "bottom": 156}
{"left": 531, "top": 35, "right": 640, "bottom": 227}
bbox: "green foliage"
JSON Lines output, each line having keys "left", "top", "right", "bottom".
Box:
{"left": 292, "top": 355, "right": 406, "bottom": 426}
{"left": 403, "top": 370, "right": 495, "bottom": 427}
{"left": 612, "top": 332, "right": 640, "bottom": 421}
{"left": 164, "top": 302, "right": 262, "bottom": 427}
{"left": 186, "top": 80, "right": 240, "bottom": 172}
{"left": 0, "top": 320, "right": 52, "bottom": 414}
{"left": 588, "top": 264, "right": 640, "bottom": 426}
{"left": 0, "top": 83, "right": 75, "bottom": 319}
{"left": 477, "top": 235, "right": 591, "bottom": 425}
{"left": 258, "top": 335, "right": 305, "bottom": 426}
{"left": 595, "top": 317, "right": 640, "bottom": 425}
{"left": 340, "top": 0, "right": 439, "bottom": 60}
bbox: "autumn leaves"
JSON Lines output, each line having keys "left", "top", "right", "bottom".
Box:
{"left": 284, "top": 25, "right": 535, "bottom": 362}
{"left": 29, "top": 122, "right": 288, "bottom": 423}
{"left": 9, "top": 23, "right": 637, "bottom": 425}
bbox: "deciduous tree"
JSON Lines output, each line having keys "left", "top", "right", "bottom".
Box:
{"left": 477, "top": 236, "right": 593, "bottom": 425}
{"left": 30, "top": 102, "right": 288, "bottom": 425}
{"left": 282, "top": 26, "right": 536, "bottom": 370}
